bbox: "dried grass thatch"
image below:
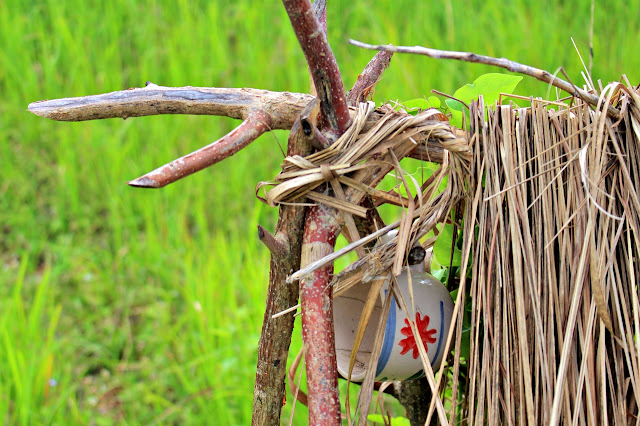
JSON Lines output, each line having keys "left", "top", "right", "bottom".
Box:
{"left": 463, "top": 81, "right": 640, "bottom": 425}
{"left": 270, "top": 79, "right": 640, "bottom": 424}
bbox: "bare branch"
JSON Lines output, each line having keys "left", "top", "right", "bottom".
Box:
{"left": 282, "top": 0, "right": 350, "bottom": 138}
{"left": 281, "top": 2, "right": 357, "bottom": 424}
{"left": 258, "top": 225, "right": 289, "bottom": 258}
{"left": 299, "top": 201, "right": 342, "bottom": 425}
{"left": 28, "top": 85, "right": 311, "bottom": 129}
{"left": 128, "top": 110, "right": 272, "bottom": 188}
{"left": 350, "top": 39, "right": 622, "bottom": 119}
{"left": 347, "top": 50, "right": 393, "bottom": 106}
{"left": 252, "top": 118, "right": 312, "bottom": 426}
{"left": 28, "top": 83, "right": 447, "bottom": 166}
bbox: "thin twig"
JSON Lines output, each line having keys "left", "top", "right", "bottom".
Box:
{"left": 349, "top": 39, "right": 621, "bottom": 119}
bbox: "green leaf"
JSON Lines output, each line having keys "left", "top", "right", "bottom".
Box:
{"left": 402, "top": 98, "right": 430, "bottom": 110}
{"left": 396, "top": 97, "right": 440, "bottom": 115}
{"left": 445, "top": 99, "right": 464, "bottom": 129}
{"left": 453, "top": 73, "right": 522, "bottom": 107}
{"left": 431, "top": 267, "right": 448, "bottom": 283}
{"left": 433, "top": 223, "right": 461, "bottom": 267}
{"left": 368, "top": 414, "right": 411, "bottom": 425}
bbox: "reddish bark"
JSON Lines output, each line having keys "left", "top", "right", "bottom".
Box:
{"left": 281, "top": 1, "right": 350, "bottom": 424}
{"left": 347, "top": 50, "right": 393, "bottom": 105}
{"left": 128, "top": 110, "right": 272, "bottom": 188}
{"left": 299, "top": 201, "right": 341, "bottom": 425}
{"left": 281, "top": 0, "right": 350, "bottom": 140}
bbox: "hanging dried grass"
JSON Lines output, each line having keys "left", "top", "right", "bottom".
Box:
{"left": 269, "top": 79, "right": 640, "bottom": 423}
{"left": 464, "top": 81, "right": 640, "bottom": 425}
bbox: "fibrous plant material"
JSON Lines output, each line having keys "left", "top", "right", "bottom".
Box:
{"left": 462, "top": 82, "right": 640, "bottom": 424}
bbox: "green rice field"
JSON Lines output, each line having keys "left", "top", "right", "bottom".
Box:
{"left": 2, "top": 0, "right": 640, "bottom": 423}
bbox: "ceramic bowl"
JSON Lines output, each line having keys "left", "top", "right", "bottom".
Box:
{"left": 334, "top": 264, "right": 454, "bottom": 382}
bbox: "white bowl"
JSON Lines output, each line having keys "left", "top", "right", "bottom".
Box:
{"left": 334, "top": 265, "right": 454, "bottom": 382}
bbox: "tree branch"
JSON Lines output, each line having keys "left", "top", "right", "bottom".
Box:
{"left": 28, "top": 85, "right": 446, "bottom": 189}
{"left": 349, "top": 39, "right": 622, "bottom": 119}
{"left": 282, "top": 0, "right": 350, "bottom": 139}
{"left": 299, "top": 200, "right": 341, "bottom": 425}
{"left": 128, "top": 110, "right": 272, "bottom": 188}
{"left": 252, "top": 117, "right": 312, "bottom": 426}
{"left": 257, "top": 224, "right": 289, "bottom": 258}
{"left": 282, "top": 1, "right": 352, "bottom": 424}
{"left": 28, "top": 84, "right": 311, "bottom": 129}
{"left": 347, "top": 50, "right": 393, "bottom": 105}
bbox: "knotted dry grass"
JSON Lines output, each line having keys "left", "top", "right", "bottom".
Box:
{"left": 259, "top": 102, "right": 470, "bottom": 286}
{"left": 261, "top": 100, "right": 471, "bottom": 422}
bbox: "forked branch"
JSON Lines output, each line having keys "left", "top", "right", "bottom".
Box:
{"left": 28, "top": 84, "right": 446, "bottom": 187}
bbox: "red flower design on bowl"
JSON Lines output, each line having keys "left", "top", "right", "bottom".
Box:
{"left": 398, "top": 312, "right": 437, "bottom": 359}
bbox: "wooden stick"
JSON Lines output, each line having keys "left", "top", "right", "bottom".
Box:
{"left": 282, "top": 1, "right": 350, "bottom": 424}
{"left": 349, "top": 39, "right": 621, "bottom": 119}
{"left": 298, "top": 201, "right": 342, "bottom": 425}
{"left": 251, "top": 117, "right": 312, "bottom": 426}
{"left": 347, "top": 50, "right": 393, "bottom": 105}
{"left": 128, "top": 110, "right": 271, "bottom": 188}
{"left": 28, "top": 84, "right": 311, "bottom": 129}
{"left": 283, "top": 0, "right": 350, "bottom": 140}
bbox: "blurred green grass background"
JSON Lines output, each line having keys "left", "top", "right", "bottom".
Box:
{"left": 1, "top": 0, "right": 639, "bottom": 423}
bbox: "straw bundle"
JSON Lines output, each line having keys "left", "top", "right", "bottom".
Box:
{"left": 464, "top": 82, "right": 640, "bottom": 424}
{"left": 267, "top": 79, "right": 640, "bottom": 424}
{"left": 263, "top": 100, "right": 471, "bottom": 423}
{"left": 258, "top": 101, "right": 470, "bottom": 285}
